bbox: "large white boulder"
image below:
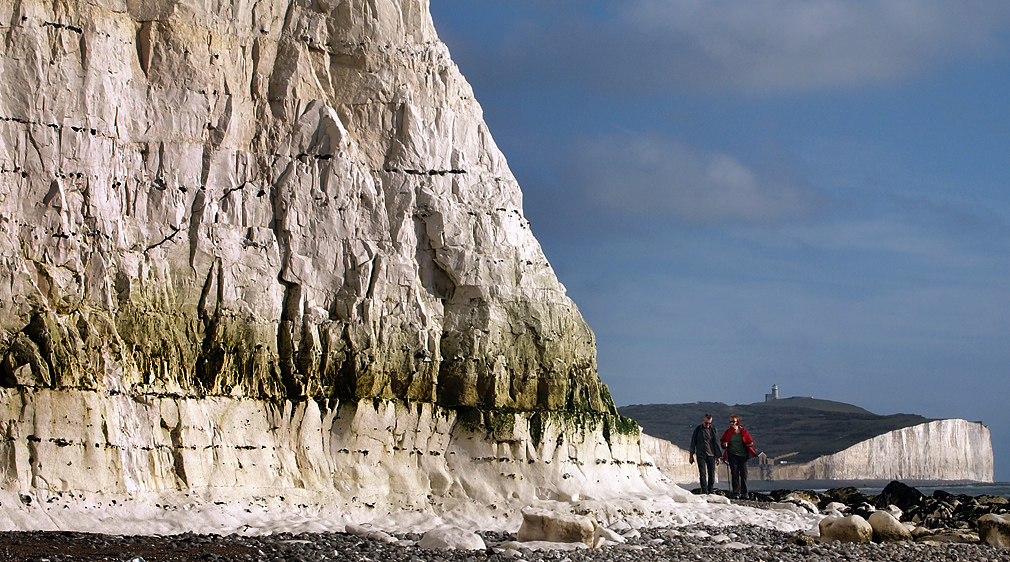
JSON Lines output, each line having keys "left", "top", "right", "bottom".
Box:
{"left": 417, "top": 527, "right": 486, "bottom": 550}
{"left": 978, "top": 514, "right": 1010, "bottom": 548}
{"left": 824, "top": 501, "right": 847, "bottom": 513}
{"left": 517, "top": 508, "right": 598, "bottom": 548}
{"left": 819, "top": 515, "right": 873, "bottom": 544}
{"left": 770, "top": 493, "right": 819, "bottom": 516}
{"left": 344, "top": 524, "right": 398, "bottom": 544}
{"left": 594, "top": 526, "right": 626, "bottom": 545}
{"left": 867, "top": 511, "right": 911, "bottom": 542}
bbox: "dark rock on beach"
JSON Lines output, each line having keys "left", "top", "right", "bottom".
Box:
{"left": 755, "top": 480, "right": 1010, "bottom": 533}
{"left": 876, "top": 480, "right": 926, "bottom": 512}
{"left": 818, "top": 486, "right": 874, "bottom": 508}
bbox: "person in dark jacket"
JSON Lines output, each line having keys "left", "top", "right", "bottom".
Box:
{"left": 688, "top": 414, "right": 722, "bottom": 494}
{"left": 721, "top": 414, "right": 758, "bottom": 499}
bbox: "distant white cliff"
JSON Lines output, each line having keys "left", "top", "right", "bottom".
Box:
{"left": 643, "top": 419, "right": 994, "bottom": 485}
{"left": 770, "top": 419, "right": 993, "bottom": 482}
{"left": 640, "top": 433, "right": 700, "bottom": 484}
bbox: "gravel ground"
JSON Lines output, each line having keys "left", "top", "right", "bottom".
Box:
{"left": 3, "top": 523, "right": 1010, "bottom": 562}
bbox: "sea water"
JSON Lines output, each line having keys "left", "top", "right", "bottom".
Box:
{"left": 742, "top": 479, "right": 1010, "bottom": 499}
{"left": 909, "top": 482, "right": 1010, "bottom": 498}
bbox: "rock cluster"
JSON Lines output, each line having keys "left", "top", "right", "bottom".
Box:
{"left": 822, "top": 481, "right": 1010, "bottom": 532}
{"left": 751, "top": 481, "right": 1010, "bottom": 546}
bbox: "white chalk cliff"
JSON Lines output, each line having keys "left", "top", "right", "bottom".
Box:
{"left": 769, "top": 419, "right": 993, "bottom": 482}
{"left": 639, "top": 433, "right": 700, "bottom": 484}
{"left": 0, "top": 0, "right": 692, "bottom": 531}
{"left": 643, "top": 420, "right": 994, "bottom": 484}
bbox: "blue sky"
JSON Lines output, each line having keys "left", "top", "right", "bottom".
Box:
{"left": 429, "top": 1, "right": 1010, "bottom": 480}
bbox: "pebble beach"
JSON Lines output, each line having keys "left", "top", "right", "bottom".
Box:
{"left": 4, "top": 522, "right": 1010, "bottom": 562}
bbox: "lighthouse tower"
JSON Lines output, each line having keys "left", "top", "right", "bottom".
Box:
{"left": 765, "top": 385, "right": 779, "bottom": 402}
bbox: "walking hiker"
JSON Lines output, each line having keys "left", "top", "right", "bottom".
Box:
{"left": 721, "top": 414, "right": 758, "bottom": 499}
{"left": 688, "top": 414, "right": 722, "bottom": 494}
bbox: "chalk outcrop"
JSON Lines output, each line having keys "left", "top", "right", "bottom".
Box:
{"left": 0, "top": 0, "right": 682, "bottom": 530}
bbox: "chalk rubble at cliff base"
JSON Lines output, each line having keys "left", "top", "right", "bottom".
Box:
{"left": 0, "top": 391, "right": 818, "bottom": 539}
{"left": 0, "top": 486, "right": 820, "bottom": 538}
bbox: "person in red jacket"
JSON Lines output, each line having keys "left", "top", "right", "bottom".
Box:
{"left": 721, "top": 414, "right": 758, "bottom": 499}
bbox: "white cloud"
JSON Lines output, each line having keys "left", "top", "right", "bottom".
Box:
{"left": 622, "top": 0, "right": 1010, "bottom": 93}
{"left": 467, "top": 0, "right": 1010, "bottom": 95}
{"left": 562, "top": 134, "right": 824, "bottom": 223}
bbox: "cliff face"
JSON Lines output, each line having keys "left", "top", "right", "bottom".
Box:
{"left": 0, "top": 0, "right": 610, "bottom": 412}
{"left": 639, "top": 433, "right": 699, "bottom": 484}
{"left": 0, "top": 0, "right": 663, "bottom": 526}
{"left": 0, "top": 389, "right": 666, "bottom": 519}
{"left": 770, "top": 419, "right": 994, "bottom": 482}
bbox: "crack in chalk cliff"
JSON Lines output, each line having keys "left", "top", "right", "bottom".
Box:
{"left": 0, "top": 419, "right": 17, "bottom": 481}
{"left": 144, "top": 227, "right": 182, "bottom": 252}
{"left": 195, "top": 259, "right": 223, "bottom": 392}
{"left": 41, "top": 21, "right": 83, "bottom": 34}
{"left": 24, "top": 127, "right": 45, "bottom": 172}
{"left": 383, "top": 167, "right": 466, "bottom": 176}
{"left": 187, "top": 187, "right": 207, "bottom": 269}
{"left": 364, "top": 254, "right": 382, "bottom": 303}
{"left": 135, "top": 21, "right": 154, "bottom": 77}
{"left": 221, "top": 183, "right": 245, "bottom": 201}
{"left": 413, "top": 238, "right": 455, "bottom": 302}
{"left": 268, "top": 158, "right": 306, "bottom": 399}
{"left": 161, "top": 417, "right": 188, "bottom": 486}
{"left": 201, "top": 95, "right": 233, "bottom": 187}
{"left": 0, "top": 116, "right": 100, "bottom": 137}
{"left": 23, "top": 314, "right": 58, "bottom": 389}
{"left": 25, "top": 433, "right": 47, "bottom": 490}
{"left": 277, "top": 281, "right": 304, "bottom": 398}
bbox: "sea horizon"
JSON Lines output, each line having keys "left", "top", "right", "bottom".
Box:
{"left": 679, "top": 479, "right": 1010, "bottom": 499}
